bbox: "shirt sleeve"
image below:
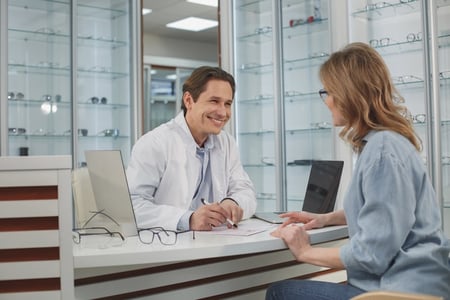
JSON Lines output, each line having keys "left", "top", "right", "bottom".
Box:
{"left": 340, "top": 151, "right": 417, "bottom": 275}
{"left": 222, "top": 133, "right": 257, "bottom": 219}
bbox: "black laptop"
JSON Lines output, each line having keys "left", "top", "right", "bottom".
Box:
{"left": 253, "top": 160, "right": 344, "bottom": 223}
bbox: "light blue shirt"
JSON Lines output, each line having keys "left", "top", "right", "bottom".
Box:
{"left": 340, "top": 130, "right": 450, "bottom": 298}
{"left": 177, "top": 140, "right": 215, "bottom": 230}
{"left": 126, "top": 112, "right": 257, "bottom": 231}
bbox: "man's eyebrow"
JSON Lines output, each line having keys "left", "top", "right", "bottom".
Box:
{"left": 209, "top": 96, "right": 233, "bottom": 102}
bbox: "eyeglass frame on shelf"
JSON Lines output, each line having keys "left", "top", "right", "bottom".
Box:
{"left": 137, "top": 227, "right": 195, "bottom": 245}
{"left": 81, "top": 209, "right": 120, "bottom": 229}
{"left": 72, "top": 226, "right": 125, "bottom": 244}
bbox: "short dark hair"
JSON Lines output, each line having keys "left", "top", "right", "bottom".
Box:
{"left": 181, "top": 66, "right": 235, "bottom": 115}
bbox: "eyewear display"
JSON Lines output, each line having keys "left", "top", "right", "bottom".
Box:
{"left": 99, "top": 129, "right": 120, "bottom": 137}
{"left": 8, "top": 92, "right": 25, "bottom": 101}
{"left": 392, "top": 75, "right": 423, "bottom": 84}
{"left": 138, "top": 227, "right": 194, "bottom": 245}
{"left": 72, "top": 227, "right": 125, "bottom": 248}
{"left": 369, "top": 37, "right": 390, "bottom": 48}
{"left": 406, "top": 32, "right": 422, "bottom": 43}
{"left": 311, "top": 121, "right": 332, "bottom": 129}
{"left": 8, "top": 127, "right": 26, "bottom": 135}
{"left": 364, "top": 1, "right": 392, "bottom": 11}
{"left": 412, "top": 114, "right": 426, "bottom": 124}
{"left": 89, "top": 96, "right": 108, "bottom": 104}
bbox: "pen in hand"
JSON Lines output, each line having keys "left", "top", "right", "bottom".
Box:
{"left": 201, "top": 198, "right": 238, "bottom": 228}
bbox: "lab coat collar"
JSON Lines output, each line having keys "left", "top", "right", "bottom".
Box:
{"left": 174, "top": 112, "right": 215, "bottom": 151}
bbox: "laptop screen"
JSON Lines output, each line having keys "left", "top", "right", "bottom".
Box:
{"left": 85, "top": 150, "right": 138, "bottom": 237}
{"left": 302, "top": 160, "right": 344, "bottom": 213}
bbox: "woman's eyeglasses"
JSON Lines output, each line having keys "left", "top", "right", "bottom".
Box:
{"left": 318, "top": 89, "right": 328, "bottom": 101}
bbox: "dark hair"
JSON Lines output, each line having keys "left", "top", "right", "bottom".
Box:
{"left": 319, "top": 42, "right": 421, "bottom": 153}
{"left": 181, "top": 66, "right": 236, "bottom": 115}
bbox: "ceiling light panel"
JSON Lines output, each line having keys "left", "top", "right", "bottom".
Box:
{"left": 166, "top": 17, "right": 218, "bottom": 32}
{"left": 186, "top": 0, "right": 218, "bottom": 7}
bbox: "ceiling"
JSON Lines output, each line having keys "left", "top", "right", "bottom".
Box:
{"left": 142, "top": 0, "right": 219, "bottom": 44}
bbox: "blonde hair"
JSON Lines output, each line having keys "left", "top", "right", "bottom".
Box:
{"left": 319, "top": 42, "right": 421, "bottom": 153}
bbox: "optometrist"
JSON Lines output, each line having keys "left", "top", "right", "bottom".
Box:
{"left": 126, "top": 66, "right": 257, "bottom": 231}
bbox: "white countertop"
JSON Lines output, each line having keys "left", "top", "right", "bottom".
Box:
{"left": 73, "top": 219, "right": 348, "bottom": 269}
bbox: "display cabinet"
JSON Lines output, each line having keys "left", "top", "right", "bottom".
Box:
{"left": 221, "top": 0, "right": 334, "bottom": 212}
{"left": 348, "top": 0, "right": 450, "bottom": 237}
{"left": 143, "top": 65, "right": 193, "bottom": 133}
{"left": 1, "top": 0, "right": 141, "bottom": 167}
{"left": 221, "top": 0, "right": 449, "bottom": 236}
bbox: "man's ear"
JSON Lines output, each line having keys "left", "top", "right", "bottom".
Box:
{"left": 183, "top": 91, "right": 193, "bottom": 110}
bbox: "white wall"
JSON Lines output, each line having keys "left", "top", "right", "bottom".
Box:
{"left": 142, "top": 33, "right": 218, "bottom": 63}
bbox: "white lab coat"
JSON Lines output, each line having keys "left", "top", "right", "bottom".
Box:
{"left": 126, "top": 112, "right": 257, "bottom": 230}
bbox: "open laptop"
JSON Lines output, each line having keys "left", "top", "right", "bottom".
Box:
{"left": 85, "top": 150, "right": 138, "bottom": 237}
{"left": 253, "top": 160, "right": 344, "bottom": 224}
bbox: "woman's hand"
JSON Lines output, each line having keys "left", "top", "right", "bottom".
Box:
{"left": 278, "top": 211, "right": 328, "bottom": 230}
{"left": 271, "top": 224, "right": 311, "bottom": 261}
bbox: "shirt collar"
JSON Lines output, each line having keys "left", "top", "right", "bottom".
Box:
{"left": 174, "top": 112, "right": 214, "bottom": 151}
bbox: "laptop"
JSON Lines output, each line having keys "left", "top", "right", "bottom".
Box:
{"left": 85, "top": 150, "right": 138, "bottom": 237}
{"left": 253, "top": 160, "right": 344, "bottom": 224}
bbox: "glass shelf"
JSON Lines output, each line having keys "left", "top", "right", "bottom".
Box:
{"left": 286, "top": 127, "right": 333, "bottom": 134}
{"left": 8, "top": 134, "right": 129, "bottom": 139}
{"left": 243, "top": 163, "right": 275, "bottom": 168}
{"left": 284, "top": 52, "right": 329, "bottom": 70}
{"left": 239, "top": 54, "right": 328, "bottom": 75}
{"left": 8, "top": 63, "right": 128, "bottom": 79}
{"left": 438, "top": 0, "right": 450, "bottom": 8}
{"left": 439, "top": 34, "right": 450, "bottom": 48}
{"left": 372, "top": 38, "right": 423, "bottom": 54}
{"left": 239, "top": 18, "right": 328, "bottom": 44}
{"left": 8, "top": 0, "right": 69, "bottom": 14}
{"left": 352, "top": 0, "right": 420, "bottom": 20}
{"left": 78, "top": 1, "right": 128, "bottom": 19}
{"left": 239, "top": 62, "right": 273, "bottom": 74}
{"left": 240, "top": 126, "right": 332, "bottom": 136}
{"left": 283, "top": 19, "right": 329, "bottom": 39}
{"left": 239, "top": 90, "right": 320, "bottom": 105}
{"left": 8, "top": 99, "right": 129, "bottom": 109}
{"left": 238, "top": 0, "right": 317, "bottom": 13}
{"left": 243, "top": 161, "right": 317, "bottom": 168}
{"left": 9, "top": 28, "right": 127, "bottom": 49}
{"left": 9, "top": 0, "right": 128, "bottom": 19}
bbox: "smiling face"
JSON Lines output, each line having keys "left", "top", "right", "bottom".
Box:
{"left": 184, "top": 79, "right": 233, "bottom": 146}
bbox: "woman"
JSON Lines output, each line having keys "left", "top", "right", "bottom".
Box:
{"left": 266, "top": 43, "right": 450, "bottom": 300}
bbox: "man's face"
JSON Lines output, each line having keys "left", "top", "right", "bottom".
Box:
{"left": 184, "top": 79, "right": 233, "bottom": 146}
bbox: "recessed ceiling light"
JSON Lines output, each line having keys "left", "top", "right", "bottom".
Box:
{"left": 186, "top": 0, "right": 218, "bottom": 7}
{"left": 166, "top": 17, "right": 218, "bottom": 32}
{"left": 142, "top": 8, "right": 152, "bottom": 15}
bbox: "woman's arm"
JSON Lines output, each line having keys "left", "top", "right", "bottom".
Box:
{"left": 271, "top": 224, "right": 344, "bottom": 269}
{"left": 279, "top": 209, "right": 347, "bottom": 230}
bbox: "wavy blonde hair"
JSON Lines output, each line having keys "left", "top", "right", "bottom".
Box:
{"left": 319, "top": 42, "right": 421, "bottom": 153}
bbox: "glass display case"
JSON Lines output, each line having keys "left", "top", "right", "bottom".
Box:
{"left": 1, "top": 0, "right": 141, "bottom": 167}
{"left": 143, "top": 65, "right": 193, "bottom": 133}
{"left": 222, "top": 0, "right": 334, "bottom": 212}
{"left": 349, "top": 0, "right": 450, "bottom": 237}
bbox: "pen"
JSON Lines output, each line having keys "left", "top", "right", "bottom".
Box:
{"left": 201, "top": 198, "right": 238, "bottom": 228}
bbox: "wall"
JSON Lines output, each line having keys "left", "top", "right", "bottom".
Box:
{"left": 142, "top": 33, "right": 218, "bottom": 63}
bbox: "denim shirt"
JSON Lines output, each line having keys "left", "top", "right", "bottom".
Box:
{"left": 340, "top": 130, "right": 450, "bottom": 298}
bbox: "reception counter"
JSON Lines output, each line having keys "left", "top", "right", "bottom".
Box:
{"left": 74, "top": 219, "right": 348, "bottom": 299}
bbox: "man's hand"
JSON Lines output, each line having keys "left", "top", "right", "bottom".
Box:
{"left": 189, "top": 199, "right": 243, "bottom": 230}
{"left": 190, "top": 202, "right": 228, "bottom": 231}
{"left": 220, "top": 198, "right": 243, "bottom": 227}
